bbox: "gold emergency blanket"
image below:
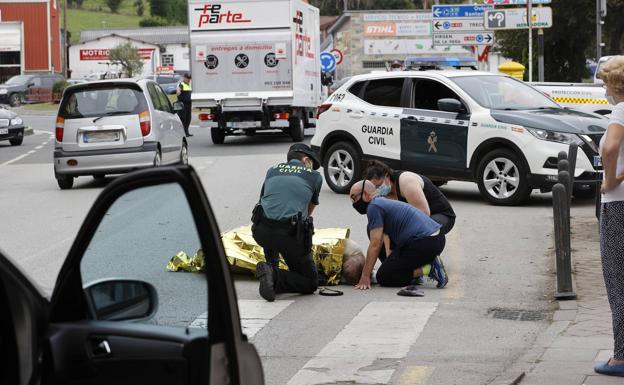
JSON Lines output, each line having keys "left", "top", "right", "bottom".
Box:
{"left": 167, "top": 226, "right": 350, "bottom": 286}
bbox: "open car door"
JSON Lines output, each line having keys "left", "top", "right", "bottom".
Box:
{"left": 0, "top": 166, "right": 264, "bottom": 385}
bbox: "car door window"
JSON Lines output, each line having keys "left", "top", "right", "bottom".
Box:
{"left": 79, "top": 183, "right": 207, "bottom": 329}
{"left": 155, "top": 85, "right": 173, "bottom": 113}
{"left": 361, "top": 78, "right": 404, "bottom": 107}
{"left": 147, "top": 83, "right": 164, "bottom": 111}
{"left": 412, "top": 79, "right": 466, "bottom": 112}
{"left": 30, "top": 77, "right": 43, "bottom": 87}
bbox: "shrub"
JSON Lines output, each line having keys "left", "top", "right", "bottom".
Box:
{"left": 139, "top": 16, "right": 170, "bottom": 27}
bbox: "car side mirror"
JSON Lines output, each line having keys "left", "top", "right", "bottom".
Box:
{"left": 438, "top": 98, "right": 466, "bottom": 114}
{"left": 27, "top": 83, "right": 34, "bottom": 88}
{"left": 84, "top": 279, "right": 158, "bottom": 321}
{"left": 173, "top": 101, "right": 184, "bottom": 112}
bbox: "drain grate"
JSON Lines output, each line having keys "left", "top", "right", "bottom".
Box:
{"left": 488, "top": 307, "right": 549, "bottom": 321}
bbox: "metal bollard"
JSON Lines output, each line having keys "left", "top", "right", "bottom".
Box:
{"left": 558, "top": 169, "right": 571, "bottom": 197}
{"left": 552, "top": 183, "right": 576, "bottom": 299}
{"left": 557, "top": 151, "right": 567, "bottom": 164}
{"left": 568, "top": 144, "right": 578, "bottom": 197}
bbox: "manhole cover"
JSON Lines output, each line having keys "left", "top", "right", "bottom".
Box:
{"left": 488, "top": 307, "right": 549, "bottom": 321}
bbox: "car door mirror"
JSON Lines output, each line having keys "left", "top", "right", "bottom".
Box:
{"left": 27, "top": 83, "right": 34, "bottom": 88}
{"left": 173, "top": 101, "right": 184, "bottom": 112}
{"left": 84, "top": 279, "right": 158, "bottom": 321}
{"left": 438, "top": 98, "right": 465, "bottom": 113}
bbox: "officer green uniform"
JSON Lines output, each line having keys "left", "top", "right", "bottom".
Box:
{"left": 252, "top": 144, "right": 323, "bottom": 301}
{"left": 177, "top": 74, "right": 192, "bottom": 137}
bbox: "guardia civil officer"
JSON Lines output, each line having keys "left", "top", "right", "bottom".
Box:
{"left": 176, "top": 73, "right": 193, "bottom": 137}
{"left": 252, "top": 144, "right": 323, "bottom": 302}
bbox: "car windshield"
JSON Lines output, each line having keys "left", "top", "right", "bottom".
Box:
{"left": 59, "top": 86, "right": 147, "bottom": 119}
{"left": 451, "top": 75, "right": 559, "bottom": 110}
{"left": 5, "top": 75, "right": 32, "bottom": 85}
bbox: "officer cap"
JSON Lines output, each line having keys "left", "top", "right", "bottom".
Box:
{"left": 289, "top": 143, "right": 320, "bottom": 170}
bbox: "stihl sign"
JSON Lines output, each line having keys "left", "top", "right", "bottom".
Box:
{"left": 189, "top": 1, "right": 289, "bottom": 31}
{"left": 80, "top": 48, "right": 155, "bottom": 61}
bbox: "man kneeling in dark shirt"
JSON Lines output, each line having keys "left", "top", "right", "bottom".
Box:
{"left": 350, "top": 180, "right": 448, "bottom": 291}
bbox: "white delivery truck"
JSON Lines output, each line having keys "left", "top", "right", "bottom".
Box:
{"left": 187, "top": 0, "right": 322, "bottom": 143}
{"left": 530, "top": 82, "right": 612, "bottom": 116}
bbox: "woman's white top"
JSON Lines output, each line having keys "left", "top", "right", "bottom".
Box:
{"left": 600, "top": 102, "right": 624, "bottom": 202}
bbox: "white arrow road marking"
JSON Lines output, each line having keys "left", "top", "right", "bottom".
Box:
{"left": 287, "top": 301, "right": 438, "bottom": 385}
{"left": 189, "top": 299, "right": 293, "bottom": 338}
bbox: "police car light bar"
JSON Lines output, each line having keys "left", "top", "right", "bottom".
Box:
{"left": 403, "top": 56, "right": 478, "bottom": 71}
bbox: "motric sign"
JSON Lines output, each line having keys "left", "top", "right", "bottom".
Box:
{"left": 433, "top": 32, "right": 494, "bottom": 46}
{"left": 485, "top": 7, "right": 552, "bottom": 30}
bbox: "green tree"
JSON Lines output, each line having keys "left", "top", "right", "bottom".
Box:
{"left": 106, "top": 0, "right": 124, "bottom": 13}
{"left": 135, "top": 0, "right": 144, "bottom": 16}
{"left": 166, "top": 0, "right": 188, "bottom": 24}
{"left": 495, "top": 0, "right": 595, "bottom": 82}
{"left": 149, "top": 0, "right": 168, "bottom": 17}
{"left": 108, "top": 43, "right": 144, "bottom": 78}
{"left": 604, "top": 0, "right": 624, "bottom": 55}
{"left": 139, "top": 16, "right": 170, "bottom": 27}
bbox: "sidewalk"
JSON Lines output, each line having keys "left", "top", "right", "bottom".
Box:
{"left": 499, "top": 210, "right": 620, "bottom": 385}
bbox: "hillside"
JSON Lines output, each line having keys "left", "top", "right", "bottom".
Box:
{"left": 61, "top": 0, "right": 151, "bottom": 44}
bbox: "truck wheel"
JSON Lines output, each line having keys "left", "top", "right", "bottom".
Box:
{"left": 211, "top": 127, "right": 226, "bottom": 144}
{"left": 9, "top": 93, "right": 21, "bottom": 107}
{"left": 323, "top": 141, "right": 361, "bottom": 194}
{"left": 476, "top": 149, "right": 531, "bottom": 206}
{"left": 289, "top": 116, "right": 304, "bottom": 142}
{"left": 57, "top": 175, "right": 74, "bottom": 190}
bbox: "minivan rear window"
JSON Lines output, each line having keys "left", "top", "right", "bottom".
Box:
{"left": 59, "top": 85, "right": 147, "bottom": 119}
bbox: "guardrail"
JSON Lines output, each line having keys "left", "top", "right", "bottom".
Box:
{"left": 552, "top": 144, "right": 577, "bottom": 300}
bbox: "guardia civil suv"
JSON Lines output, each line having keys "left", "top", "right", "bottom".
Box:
{"left": 311, "top": 67, "right": 608, "bottom": 205}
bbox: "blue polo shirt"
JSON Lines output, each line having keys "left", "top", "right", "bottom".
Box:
{"left": 367, "top": 196, "right": 441, "bottom": 247}
{"left": 259, "top": 159, "right": 323, "bottom": 220}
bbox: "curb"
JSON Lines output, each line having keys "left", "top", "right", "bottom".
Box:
{"left": 24, "top": 126, "right": 33, "bottom": 136}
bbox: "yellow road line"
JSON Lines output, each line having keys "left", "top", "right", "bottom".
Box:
{"left": 398, "top": 366, "right": 434, "bottom": 385}
{"left": 443, "top": 229, "right": 464, "bottom": 300}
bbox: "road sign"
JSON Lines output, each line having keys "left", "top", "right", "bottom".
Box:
{"left": 330, "top": 49, "right": 343, "bottom": 65}
{"left": 320, "top": 52, "right": 336, "bottom": 73}
{"left": 432, "top": 4, "right": 493, "bottom": 19}
{"left": 482, "top": 0, "right": 550, "bottom": 4}
{"left": 432, "top": 19, "right": 485, "bottom": 32}
{"left": 433, "top": 32, "right": 494, "bottom": 46}
{"left": 485, "top": 7, "right": 552, "bottom": 30}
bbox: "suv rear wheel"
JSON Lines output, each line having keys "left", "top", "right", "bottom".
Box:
{"left": 323, "top": 141, "right": 361, "bottom": 194}
{"left": 476, "top": 149, "right": 531, "bottom": 206}
{"left": 57, "top": 175, "right": 74, "bottom": 190}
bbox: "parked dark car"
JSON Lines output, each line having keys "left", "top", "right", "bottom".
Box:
{"left": 0, "top": 73, "right": 64, "bottom": 107}
{"left": 0, "top": 106, "right": 25, "bottom": 146}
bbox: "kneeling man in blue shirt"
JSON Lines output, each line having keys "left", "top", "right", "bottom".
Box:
{"left": 350, "top": 180, "right": 448, "bottom": 290}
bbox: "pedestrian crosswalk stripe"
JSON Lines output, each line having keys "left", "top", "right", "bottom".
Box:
{"left": 286, "top": 301, "right": 437, "bottom": 385}
{"left": 189, "top": 299, "right": 293, "bottom": 338}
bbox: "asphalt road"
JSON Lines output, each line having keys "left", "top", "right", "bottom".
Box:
{"left": 0, "top": 111, "right": 598, "bottom": 385}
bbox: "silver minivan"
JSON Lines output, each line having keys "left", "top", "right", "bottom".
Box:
{"left": 54, "top": 79, "right": 188, "bottom": 189}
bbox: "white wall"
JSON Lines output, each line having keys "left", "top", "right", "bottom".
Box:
{"left": 160, "top": 43, "right": 190, "bottom": 73}
{"left": 69, "top": 35, "right": 160, "bottom": 79}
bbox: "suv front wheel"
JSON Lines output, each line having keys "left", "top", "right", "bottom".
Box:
{"left": 476, "top": 149, "right": 531, "bottom": 206}
{"left": 323, "top": 141, "right": 361, "bottom": 194}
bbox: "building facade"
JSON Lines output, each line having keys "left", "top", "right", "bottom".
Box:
{"left": 71, "top": 26, "right": 190, "bottom": 79}
{"left": 0, "top": 0, "right": 62, "bottom": 82}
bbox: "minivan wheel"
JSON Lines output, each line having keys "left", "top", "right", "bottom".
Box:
{"left": 57, "top": 175, "right": 74, "bottom": 190}
{"left": 9, "top": 93, "right": 21, "bottom": 107}
{"left": 153, "top": 150, "right": 162, "bottom": 167}
{"left": 289, "top": 116, "right": 305, "bottom": 142}
{"left": 324, "top": 141, "right": 361, "bottom": 194}
{"left": 476, "top": 149, "right": 531, "bottom": 206}
{"left": 211, "top": 127, "right": 226, "bottom": 144}
{"left": 179, "top": 142, "right": 188, "bottom": 165}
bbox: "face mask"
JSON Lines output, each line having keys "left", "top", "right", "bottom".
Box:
{"left": 607, "top": 95, "right": 616, "bottom": 105}
{"left": 352, "top": 180, "right": 369, "bottom": 215}
{"left": 376, "top": 183, "right": 391, "bottom": 197}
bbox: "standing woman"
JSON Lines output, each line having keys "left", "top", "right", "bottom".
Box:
{"left": 595, "top": 55, "right": 624, "bottom": 377}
